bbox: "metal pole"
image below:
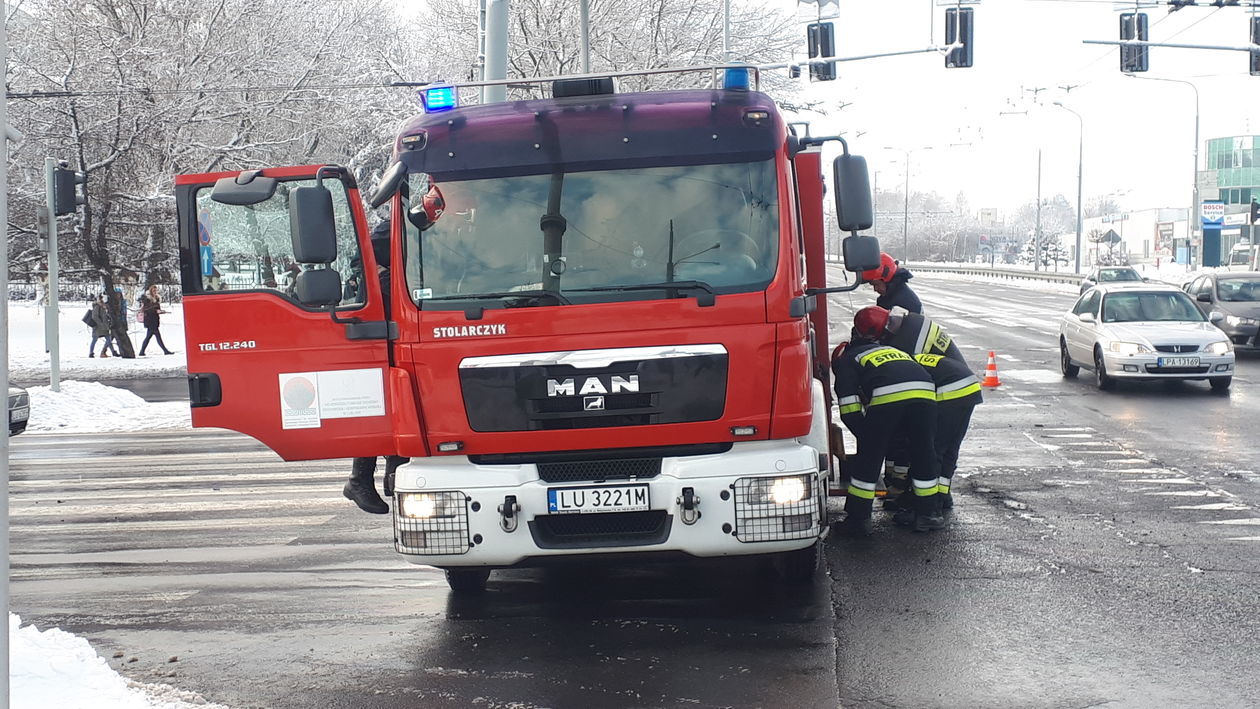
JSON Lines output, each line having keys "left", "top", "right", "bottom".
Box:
{"left": 1035, "top": 149, "right": 1043, "bottom": 272}
{"left": 483, "top": 0, "right": 509, "bottom": 104}
{"left": 579, "top": 0, "right": 591, "bottom": 73}
{"left": 44, "top": 158, "right": 60, "bottom": 391}
{"left": 1054, "top": 102, "right": 1085, "bottom": 274}
{"left": 902, "top": 153, "right": 910, "bottom": 260}
{"left": 723, "top": 0, "right": 731, "bottom": 61}
{"left": 2, "top": 15, "right": 12, "bottom": 707}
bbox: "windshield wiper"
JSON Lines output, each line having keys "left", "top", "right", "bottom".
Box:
{"left": 568, "top": 280, "right": 716, "bottom": 307}
{"left": 425, "top": 289, "right": 572, "bottom": 305}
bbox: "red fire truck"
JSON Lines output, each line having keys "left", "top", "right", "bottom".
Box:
{"left": 175, "top": 66, "right": 879, "bottom": 592}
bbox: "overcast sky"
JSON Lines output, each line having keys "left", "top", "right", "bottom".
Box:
{"left": 791, "top": 0, "right": 1260, "bottom": 217}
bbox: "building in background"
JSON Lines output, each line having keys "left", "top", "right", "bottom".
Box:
{"left": 1199, "top": 135, "right": 1259, "bottom": 263}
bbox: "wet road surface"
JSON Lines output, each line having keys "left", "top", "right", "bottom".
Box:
{"left": 8, "top": 272, "right": 1260, "bottom": 707}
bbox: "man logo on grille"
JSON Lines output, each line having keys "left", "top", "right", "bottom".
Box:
{"left": 584, "top": 396, "right": 605, "bottom": 411}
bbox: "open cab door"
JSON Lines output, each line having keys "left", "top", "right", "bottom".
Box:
{"left": 175, "top": 165, "right": 400, "bottom": 461}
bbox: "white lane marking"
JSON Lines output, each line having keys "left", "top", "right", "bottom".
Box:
{"left": 1201, "top": 518, "right": 1260, "bottom": 526}
{"left": 1000, "top": 370, "right": 1064, "bottom": 384}
{"left": 11, "top": 484, "right": 341, "bottom": 504}
{"left": 1147, "top": 491, "right": 1223, "bottom": 497}
{"left": 1122, "top": 478, "right": 1200, "bottom": 485}
{"left": 1226, "top": 537, "right": 1260, "bottom": 541}
{"left": 1107, "top": 468, "right": 1179, "bottom": 474}
{"left": 942, "top": 319, "right": 985, "bottom": 330}
{"left": 1023, "top": 432, "right": 1060, "bottom": 451}
{"left": 982, "top": 403, "right": 1037, "bottom": 408}
{"left": 1171, "top": 503, "right": 1251, "bottom": 511}
{"left": 1043, "top": 427, "right": 1096, "bottom": 432}
{"left": 1044, "top": 433, "right": 1094, "bottom": 438}
{"left": 14, "top": 515, "right": 337, "bottom": 534}
{"left": 10, "top": 471, "right": 345, "bottom": 489}
{"left": 1042, "top": 480, "right": 1094, "bottom": 486}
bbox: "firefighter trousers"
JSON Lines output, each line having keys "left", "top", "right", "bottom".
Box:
{"left": 935, "top": 401, "right": 976, "bottom": 491}
{"left": 847, "top": 399, "right": 940, "bottom": 515}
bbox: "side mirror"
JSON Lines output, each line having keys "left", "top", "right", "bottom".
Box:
{"left": 368, "top": 162, "right": 407, "bottom": 209}
{"left": 1208, "top": 311, "right": 1224, "bottom": 323}
{"left": 210, "top": 172, "right": 277, "bottom": 206}
{"left": 842, "top": 236, "right": 881, "bottom": 273}
{"left": 294, "top": 268, "right": 343, "bottom": 307}
{"left": 832, "top": 154, "right": 873, "bottom": 232}
{"left": 1079, "top": 312, "right": 1096, "bottom": 324}
{"left": 1197, "top": 292, "right": 1211, "bottom": 303}
{"left": 289, "top": 183, "right": 338, "bottom": 264}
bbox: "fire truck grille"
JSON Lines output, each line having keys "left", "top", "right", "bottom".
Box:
{"left": 530, "top": 511, "right": 671, "bottom": 549}
{"left": 393, "top": 492, "right": 471, "bottom": 556}
{"left": 537, "top": 458, "right": 662, "bottom": 484}
{"left": 731, "top": 475, "right": 821, "bottom": 543}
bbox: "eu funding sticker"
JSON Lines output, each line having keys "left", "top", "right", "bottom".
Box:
{"left": 316, "top": 368, "right": 386, "bottom": 420}
{"left": 279, "top": 374, "right": 321, "bottom": 430}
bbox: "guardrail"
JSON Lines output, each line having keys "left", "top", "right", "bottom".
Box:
{"left": 907, "top": 263, "right": 1085, "bottom": 285}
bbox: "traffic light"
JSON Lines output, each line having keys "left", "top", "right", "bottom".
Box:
{"left": 807, "top": 22, "right": 836, "bottom": 81}
{"left": 1120, "top": 12, "right": 1149, "bottom": 73}
{"left": 945, "top": 7, "right": 974, "bottom": 69}
{"left": 1250, "top": 16, "right": 1259, "bottom": 76}
{"left": 1250, "top": 198, "right": 1259, "bottom": 225}
{"left": 53, "top": 164, "right": 87, "bottom": 216}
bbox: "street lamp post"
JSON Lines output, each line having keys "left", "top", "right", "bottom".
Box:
{"left": 1053, "top": 101, "right": 1084, "bottom": 274}
{"left": 1126, "top": 74, "right": 1199, "bottom": 268}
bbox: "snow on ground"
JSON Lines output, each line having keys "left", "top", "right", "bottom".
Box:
{"left": 25, "top": 380, "right": 191, "bottom": 433}
{"left": 6, "top": 301, "right": 186, "bottom": 384}
{"left": 9, "top": 614, "right": 228, "bottom": 709}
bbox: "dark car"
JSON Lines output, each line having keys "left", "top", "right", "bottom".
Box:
{"left": 8, "top": 385, "right": 30, "bottom": 436}
{"left": 1185, "top": 271, "right": 1260, "bottom": 351}
{"left": 1079, "top": 266, "right": 1145, "bottom": 295}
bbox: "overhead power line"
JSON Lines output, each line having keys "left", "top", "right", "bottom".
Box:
{"left": 6, "top": 82, "right": 399, "bottom": 101}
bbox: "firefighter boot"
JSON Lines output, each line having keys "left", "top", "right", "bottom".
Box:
{"left": 343, "top": 457, "right": 389, "bottom": 514}
{"left": 882, "top": 465, "right": 909, "bottom": 509}
{"left": 912, "top": 494, "right": 946, "bottom": 533}
{"left": 833, "top": 496, "right": 875, "bottom": 537}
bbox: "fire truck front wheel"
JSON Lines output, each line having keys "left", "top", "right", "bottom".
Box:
{"left": 443, "top": 567, "right": 492, "bottom": 593}
{"left": 772, "top": 541, "right": 821, "bottom": 585}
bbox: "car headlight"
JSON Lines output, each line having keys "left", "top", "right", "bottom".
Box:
{"left": 1107, "top": 341, "right": 1151, "bottom": 355}
{"left": 1204, "top": 340, "right": 1233, "bottom": 355}
{"left": 397, "top": 491, "right": 465, "bottom": 519}
{"left": 1224, "top": 315, "right": 1259, "bottom": 327}
{"left": 745, "top": 475, "right": 811, "bottom": 505}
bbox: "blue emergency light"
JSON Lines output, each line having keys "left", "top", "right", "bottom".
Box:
{"left": 421, "top": 85, "right": 457, "bottom": 113}
{"left": 723, "top": 65, "right": 752, "bottom": 91}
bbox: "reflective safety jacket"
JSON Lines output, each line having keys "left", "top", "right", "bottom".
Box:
{"left": 832, "top": 343, "right": 936, "bottom": 432}
{"left": 885, "top": 312, "right": 964, "bottom": 363}
{"left": 913, "top": 353, "right": 983, "bottom": 407}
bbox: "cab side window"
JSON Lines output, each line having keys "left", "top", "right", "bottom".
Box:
{"left": 192, "top": 178, "right": 365, "bottom": 306}
{"left": 1194, "top": 277, "right": 1213, "bottom": 301}
{"left": 1073, "top": 291, "right": 1099, "bottom": 316}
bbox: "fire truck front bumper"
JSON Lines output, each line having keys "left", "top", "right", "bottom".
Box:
{"left": 390, "top": 440, "right": 825, "bottom": 568}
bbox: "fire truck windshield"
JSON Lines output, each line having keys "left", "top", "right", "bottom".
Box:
{"left": 402, "top": 158, "right": 778, "bottom": 307}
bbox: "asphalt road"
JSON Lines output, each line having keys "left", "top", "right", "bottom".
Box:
{"left": 9, "top": 272, "right": 1260, "bottom": 708}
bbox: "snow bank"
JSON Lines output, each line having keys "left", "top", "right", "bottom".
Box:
{"left": 6, "top": 301, "right": 186, "bottom": 384}
{"left": 9, "top": 614, "right": 227, "bottom": 709}
{"left": 25, "top": 380, "right": 191, "bottom": 433}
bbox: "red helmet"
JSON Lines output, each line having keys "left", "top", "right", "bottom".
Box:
{"left": 860, "top": 252, "right": 897, "bottom": 283}
{"left": 831, "top": 342, "right": 848, "bottom": 362}
{"left": 407, "top": 183, "right": 446, "bottom": 231}
{"left": 853, "top": 306, "right": 891, "bottom": 339}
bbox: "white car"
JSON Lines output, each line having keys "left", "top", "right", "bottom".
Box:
{"left": 1059, "top": 283, "right": 1236, "bottom": 392}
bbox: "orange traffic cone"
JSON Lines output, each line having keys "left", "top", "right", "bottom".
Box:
{"left": 981, "top": 351, "right": 1002, "bottom": 388}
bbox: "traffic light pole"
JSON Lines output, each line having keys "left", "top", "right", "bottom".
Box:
{"left": 43, "top": 157, "right": 61, "bottom": 392}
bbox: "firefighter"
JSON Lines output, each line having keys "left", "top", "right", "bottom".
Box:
{"left": 831, "top": 334, "right": 943, "bottom": 536}
{"left": 862, "top": 252, "right": 922, "bottom": 314}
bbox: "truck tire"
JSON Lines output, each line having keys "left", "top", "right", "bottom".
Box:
{"left": 774, "top": 542, "right": 821, "bottom": 585}
{"left": 444, "top": 568, "right": 491, "bottom": 593}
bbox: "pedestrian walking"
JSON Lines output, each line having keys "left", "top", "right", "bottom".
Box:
{"left": 343, "top": 218, "right": 409, "bottom": 514}
{"left": 137, "top": 284, "right": 174, "bottom": 356}
{"left": 863, "top": 252, "right": 922, "bottom": 314}
{"left": 831, "top": 335, "right": 942, "bottom": 536}
{"left": 87, "top": 294, "right": 115, "bottom": 358}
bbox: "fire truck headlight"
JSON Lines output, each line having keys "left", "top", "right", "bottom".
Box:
{"left": 770, "top": 476, "right": 808, "bottom": 505}
{"left": 399, "top": 492, "right": 463, "bottom": 519}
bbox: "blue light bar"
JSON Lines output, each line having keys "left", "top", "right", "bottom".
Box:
{"left": 421, "top": 85, "right": 457, "bottom": 113}
{"left": 723, "top": 66, "right": 752, "bottom": 91}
